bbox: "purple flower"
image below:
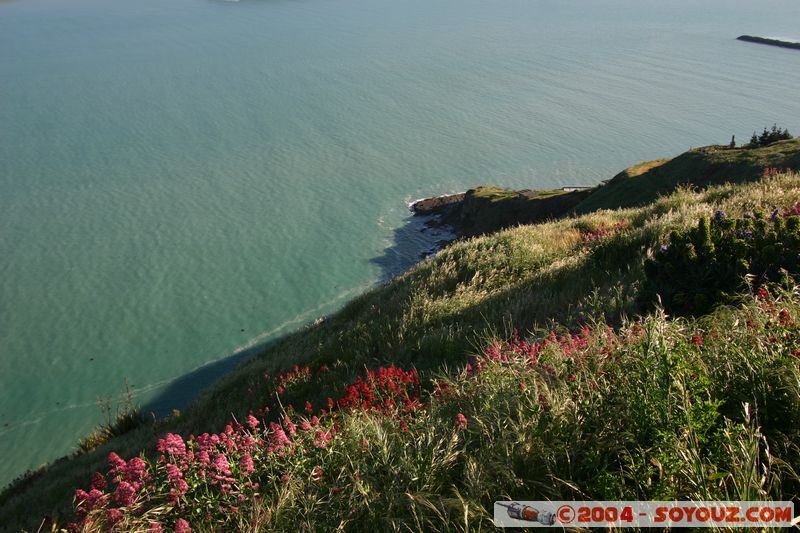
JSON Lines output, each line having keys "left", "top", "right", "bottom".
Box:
{"left": 124, "top": 457, "right": 148, "bottom": 482}
{"left": 314, "top": 430, "right": 332, "bottom": 449}
{"left": 283, "top": 415, "right": 297, "bottom": 436}
{"left": 166, "top": 463, "right": 182, "bottom": 482}
{"left": 90, "top": 472, "right": 107, "bottom": 490}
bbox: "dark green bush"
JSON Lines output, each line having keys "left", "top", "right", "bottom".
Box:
{"left": 747, "top": 124, "right": 793, "bottom": 148}
{"left": 643, "top": 209, "right": 800, "bottom": 315}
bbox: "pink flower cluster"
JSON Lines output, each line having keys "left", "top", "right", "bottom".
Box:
{"left": 66, "top": 297, "right": 798, "bottom": 532}
{"left": 336, "top": 365, "right": 421, "bottom": 414}
{"left": 67, "top": 362, "right": 422, "bottom": 531}
{"left": 582, "top": 220, "right": 629, "bottom": 243}
{"left": 763, "top": 166, "right": 792, "bottom": 177}
{"left": 470, "top": 327, "right": 595, "bottom": 375}
{"left": 248, "top": 364, "right": 321, "bottom": 399}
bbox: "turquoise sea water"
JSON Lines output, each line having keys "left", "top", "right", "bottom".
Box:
{"left": 1, "top": 0, "right": 799, "bottom": 486}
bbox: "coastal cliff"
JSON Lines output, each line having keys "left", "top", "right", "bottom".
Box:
{"left": 411, "top": 187, "right": 591, "bottom": 239}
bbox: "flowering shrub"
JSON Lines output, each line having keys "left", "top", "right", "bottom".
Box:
{"left": 763, "top": 167, "right": 791, "bottom": 178}
{"left": 336, "top": 366, "right": 420, "bottom": 414}
{"left": 64, "top": 290, "right": 800, "bottom": 532}
{"left": 247, "top": 364, "right": 315, "bottom": 405}
{"left": 580, "top": 220, "right": 629, "bottom": 243}
{"left": 68, "top": 364, "right": 421, "bottom": 532}
{"left": 643, "top": 208, "right": 800, "bottom": 314}
{"left": 67, "top": 328, "right": 606, "bottom": 532}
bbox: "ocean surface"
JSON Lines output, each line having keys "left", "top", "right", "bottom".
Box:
{"left": 1, "top": 0, "right": 800, "bottom": 486}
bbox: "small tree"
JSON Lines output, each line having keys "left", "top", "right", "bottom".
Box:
{"left": 746, "top": 124, "right": 793, "bottom": 148}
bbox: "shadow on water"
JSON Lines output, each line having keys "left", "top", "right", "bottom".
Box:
{"left": 370, "top": 213, "right": 455, "bottom": 284}
{"left": 140, "top": 339, "right": 277, "bottom": 418}
{"left": 141, "top": 212, "right": 452, "bottom": 418}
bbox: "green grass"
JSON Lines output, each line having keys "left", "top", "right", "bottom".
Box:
{"left": 57, "top": 287, "right": 800, "bottom": 532}
{"left": 447, "top": 186, "right": 590, "bottom": 237}
{"left": 574, "top": 138, "right": 800, "bottom": 213}
{"left": 3, "top": 167, "right": 800, "bottom": 531}
{"left": 470, "top": 186, "right": 523, "bottom": 202}
{"left": 444, "top": 139, "right": 800, "bottom": 238}
{"left": 471, "top": 186, "right": 568, "bottom": 202}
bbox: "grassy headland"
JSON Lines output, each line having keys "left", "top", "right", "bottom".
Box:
{"left": 574, "top": 138, "right": 800, "bottom": 213}
{"left": 1, "top": 140, "right": 800, "bottom": 532}
{"left": 411, "top": 186, "right": 591, "bottom": 238}
{"left": 413, "top": 138, "right": 800, "bottom": 239}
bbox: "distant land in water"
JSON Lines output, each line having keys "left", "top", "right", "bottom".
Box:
{"left": 737, "top": 35, "right": 800, "bottom": 50}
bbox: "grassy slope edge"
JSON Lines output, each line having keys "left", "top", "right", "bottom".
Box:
{"left": 1, "top": 143, "right": 799, "bottom": 530}
{"left": 415, "top": 139, "right": 800, "bottom": 239}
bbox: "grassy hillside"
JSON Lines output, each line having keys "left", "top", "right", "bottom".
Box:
{"left": 573, "top": 138, "right": 800, "bottom": 213}
{"left": 413, "top": 138, "right": 800, "bottom": 239}
{"left": 63, "top": 288, "right": 800, "bottom": 532}
{"left": 2, "top": 165, "right": 800, "bottom": 530}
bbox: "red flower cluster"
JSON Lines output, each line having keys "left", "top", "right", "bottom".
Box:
{"left": 247, "top": 364, "right": 322, "bottom": 398}
{"left": 582, "top": 220, "right": 629, "bottom": 243}
{"left": 67, "top": 363, "right": 425, "bottom": 532}
{"left": 763, "top": 167, "right": 789, "bottom": 177}
{"left": 336, "top": 365, "right": 421, "bottom": 414}
{"left": 271, "top": 364, "right": 312, "bottom": 395}
{"left": 784, "top": 201, "right": 800, "bottom": 218}
{"left": 67, "top": 296, "right": 798, "bottom": 532}
{"left": 472, "top": 327, "right": 593, "bottom": 374}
